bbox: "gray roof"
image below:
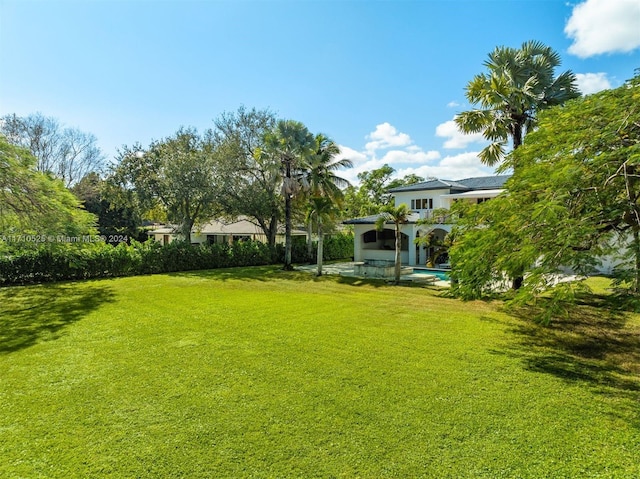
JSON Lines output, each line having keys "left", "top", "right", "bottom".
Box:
{"left": 343, "top": 212, "right": 421, "bottom": 225}
{"left": 342, "top": 214, "right": 383, "bottom": 225}
{"left": 387, "top": 174, "right": 511, "bottom": 193}
{"left": 457, "top": 175, "right": 511, "bottom": 190}
{"left": 149, "top": 217, "right": 306, "bottom": 236}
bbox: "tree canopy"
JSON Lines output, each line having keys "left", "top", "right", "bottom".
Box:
{"left": 343, "top": 165, "right": 423, "bottom": 219}
{"left": 208, "top": 107, "right": 281, "bottom": 246}
{"left": 0, "top": 135, "right": 96, "bottom": 243}
{"left": 455, "top": 40, "right": 579, "bottom": 167}
{"left": 263, "top": 120, "right": 316, "bottom": 269}
{"left": 450, "top": 74, "right": 640, "bottom": 314}
{"left": 111, "top": 128, "right": 220, "bottom": 244}
{"left": 1, "top": 113, "right": 105, "bottom": 187}
{"left": 375, "top": 203, "right": 410, "bottom": 285}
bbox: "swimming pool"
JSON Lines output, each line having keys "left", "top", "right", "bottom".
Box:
{"left": 413, "top": 268, "right": 450, "bottom": 281}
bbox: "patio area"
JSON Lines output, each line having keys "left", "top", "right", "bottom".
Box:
{"left": 295, "top": 262, "right": 450, "bottom": 287}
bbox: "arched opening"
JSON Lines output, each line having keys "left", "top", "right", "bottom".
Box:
{"left": 360, "top": 228, "right": 409, "bottom": 252}
{"left": 418, "top": 227, "right": 449, "bottom": 267}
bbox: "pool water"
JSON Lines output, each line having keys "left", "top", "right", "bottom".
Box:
{"left": 413, "top": 268, "right": 450, "bottom": 280}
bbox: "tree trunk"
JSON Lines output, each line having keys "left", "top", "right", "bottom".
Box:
{"left": 633, "top": 227, "right": 640, "bottom": 294}
{"left": 182, "top": 218, "right": 195, "bottom": 245}
{"left": 268, "top": 215, "right": 278, "bottom": 248}
{"left": 283, "top": 159, "right": 293, "bottom": 270}
{"left": 511, "top": 123, "right": 524, "bottom": 289}
{"left": 316, "top": 219, "right": 323, "bottom": 276}
{"left": 394, "top": 225, "right": 401, "bottom": 285}
{"left": 307, "top": 219, "right": 314, "bottom": 263}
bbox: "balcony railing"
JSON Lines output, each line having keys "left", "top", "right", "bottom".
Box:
{"left": 411, "top": 209, "right": 455, "bottom": 224}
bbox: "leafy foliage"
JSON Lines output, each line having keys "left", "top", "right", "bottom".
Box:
{"left": 0, "top": 239, "right": 274, "bottom": 286}
{"left": 450, "top": 74, "right": 640, "bottom": 313}
{"left": 208, "top": 106, "right": 282, "bottom": 246}
{"left": 0, "top": 136, "right": 96, "bottom": 241}
{"left": 111, "top": 128, "right": 220, "bottom": 243}
{"left": 375, "top": 203, "right": 411, "bottom": 284}
{"left": 71, "top": 172, "right": 145, "bottom": 243}
{"left": 455, "top": 40, "right": 580, "bottom": 167}
{"left": 263, "top": 120, "right": 316, "bottom": 269}
{"left": 1, "top": 113, "right": 105, "bottom": 187}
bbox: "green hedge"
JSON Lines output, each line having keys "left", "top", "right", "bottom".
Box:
{"left": 0, "top": 240, "right": 273, "bottom": 286}
{"left": 0, "top": 233, "right": 354, "bottom": 286}
{"left": 274, "top": 233, "right": 354, "bottom": 264}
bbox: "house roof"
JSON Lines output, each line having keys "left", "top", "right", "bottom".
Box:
{"left": 387, "top": 178, "right": 468, "bottom": 193}
{"left": 441, "top": 189, "right": 505, "bottom": 199}
{"left": 387, "top": 174, "right": 511, "bottom": 193}
{"left": 149, "top": 217, "right": 306, "bottom": 236}
{"left": 343, "top": 212, "right": 421, "bottom": 225}
{"left": 342, "top": 214, "right": 383, "bottom": 225}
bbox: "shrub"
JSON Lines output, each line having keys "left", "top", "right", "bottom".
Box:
{"left": 0, "top": 239, "right": 279, "bottom": 286}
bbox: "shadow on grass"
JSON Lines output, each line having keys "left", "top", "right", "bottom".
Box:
{"left": 498, "top": 294, "right": 640, "bottom": 421}
{"left": 168, "top": 265, "right": 297, "bottom": 283}
{"left": 169, "top": 265, "right": 395, "bottom": 288}
{"left": 0, "top": 282, "right": 116, "bottom": 354}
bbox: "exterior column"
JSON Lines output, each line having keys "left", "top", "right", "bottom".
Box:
{"left": 407, "top": 226, "right": 416, "bottom": 266}
{"left": 419, "top": 240, "right": 427, "bottom": 265}
{"left": 353, "top": 226, "right": 363, "bottom": 261}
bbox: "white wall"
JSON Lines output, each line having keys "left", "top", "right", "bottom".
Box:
{"left": 393, "top": 188, "right": 452, "bottom": 210}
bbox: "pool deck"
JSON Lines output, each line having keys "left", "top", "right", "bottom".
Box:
{"left": 295, "top": 262, "right": 450, "bottom": 287}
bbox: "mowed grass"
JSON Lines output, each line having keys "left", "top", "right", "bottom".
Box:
{"left": 0, "top": 267, "right": 638, "bottom": 478}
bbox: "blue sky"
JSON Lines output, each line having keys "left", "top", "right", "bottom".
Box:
{"left": 1, "top": 0, "right": 639, "bottom": 185}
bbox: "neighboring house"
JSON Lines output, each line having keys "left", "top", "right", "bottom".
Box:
{"left": 148, "top": 217, "right": 306, "bottom": 246}
{"left": 344, "top": 175, "right": 511, "bottom": 266}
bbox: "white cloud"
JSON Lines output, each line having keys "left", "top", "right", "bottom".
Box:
{"left": 364, "top": 122, "right": 412, "bottom": 153}
{"left": 379, "top": 149, "right": 440, "bottom": 165}
{"left": 435, "top": 119, "right": 486, "bottom": 149}
{"left": 575, "top": 72, "right": 612, "bottom": 94}
{"left": 447, "top": 101, "right": 460, "bottom": 108}
{"left": 337, "top": 123, "right": 496, "bottom": 186}
{"left": 395, "top": 152, "right": 495, "bottom": 183}
{"left": 565, "top": 0, "right": 640, "bottom": 57}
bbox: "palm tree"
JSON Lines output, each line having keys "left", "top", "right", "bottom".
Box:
{"left": 455, "top": 40, "right": 580, "bottom": 168}
{"left": 455, "top": 41, "right": 580, "bottom": 290}
{"left": 302, "top": 134, "right": 353, "bottom": 262}
{"left": 263, "top": 120, "right": 315, "bottom": 270}
{"left": 307, "top": 196, "right": 339, "bottom": 276}
{"left": 375, "top": 203, "right": 411, "bottom": 285}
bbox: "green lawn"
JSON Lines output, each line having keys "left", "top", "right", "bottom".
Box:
{"left": 0, "top": 267, "right": 638, "bottom": 478}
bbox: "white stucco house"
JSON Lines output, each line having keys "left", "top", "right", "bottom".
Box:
{"left": 344, "top": 175, "right": 511, "bottom": 267}
{"left": 148, "top": 217, "right": 306, "bottom": 246}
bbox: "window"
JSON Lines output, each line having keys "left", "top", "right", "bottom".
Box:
{"left": 363, "top": 230, "right": 377, "bottom": 243}
{"left": 411, "top": 198, "right": 433, "bottom": 209}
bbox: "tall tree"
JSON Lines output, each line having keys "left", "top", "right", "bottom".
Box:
{"left": 304, "top": 134, "right": 352, "bottom": 198}
{"left": 455, "top": 40, "right": 579, "bottom": 289}
{"left": 208, "top": 107, "right": 281, "bottom": 246}
{"left": 263, "top": 120, "right": 315, "bottom": 270}
{"left": 0, "top": 135, "right": 96, "bottom": 240}
{"left": 455, "top": 40, "right": 579, "bottom": 168}
{"left": 375, "top": 203, "right": 411, "bottom": 285}
{"left": 1, "top": 113, "right": 105, "bottom": 187}
{"left": 72, "top": 172, "right": 142, "bottom": 242}
{"left": 450, "top": 74, "right": 640, "bottom": 311}
{"left": 307, "top": 196, "right": 339, "bottom": 276}
{"left": 302, "top": 133, "right": 353, "bottom": 261}
{"left": 112, "top": 128, "right": 220, "bottom": 244}
{"left": 342, "top": 164, "right": 396, "bottom": 218}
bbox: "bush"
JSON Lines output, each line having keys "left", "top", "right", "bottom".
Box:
{"left": 0, "top": 239, "right": 277, "bottom": 286}
{"left": 274, "top": 232, "right": 354, "bottom": 264}
{"left": 322, "top": 233, "right": 354, "bottom": 261}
